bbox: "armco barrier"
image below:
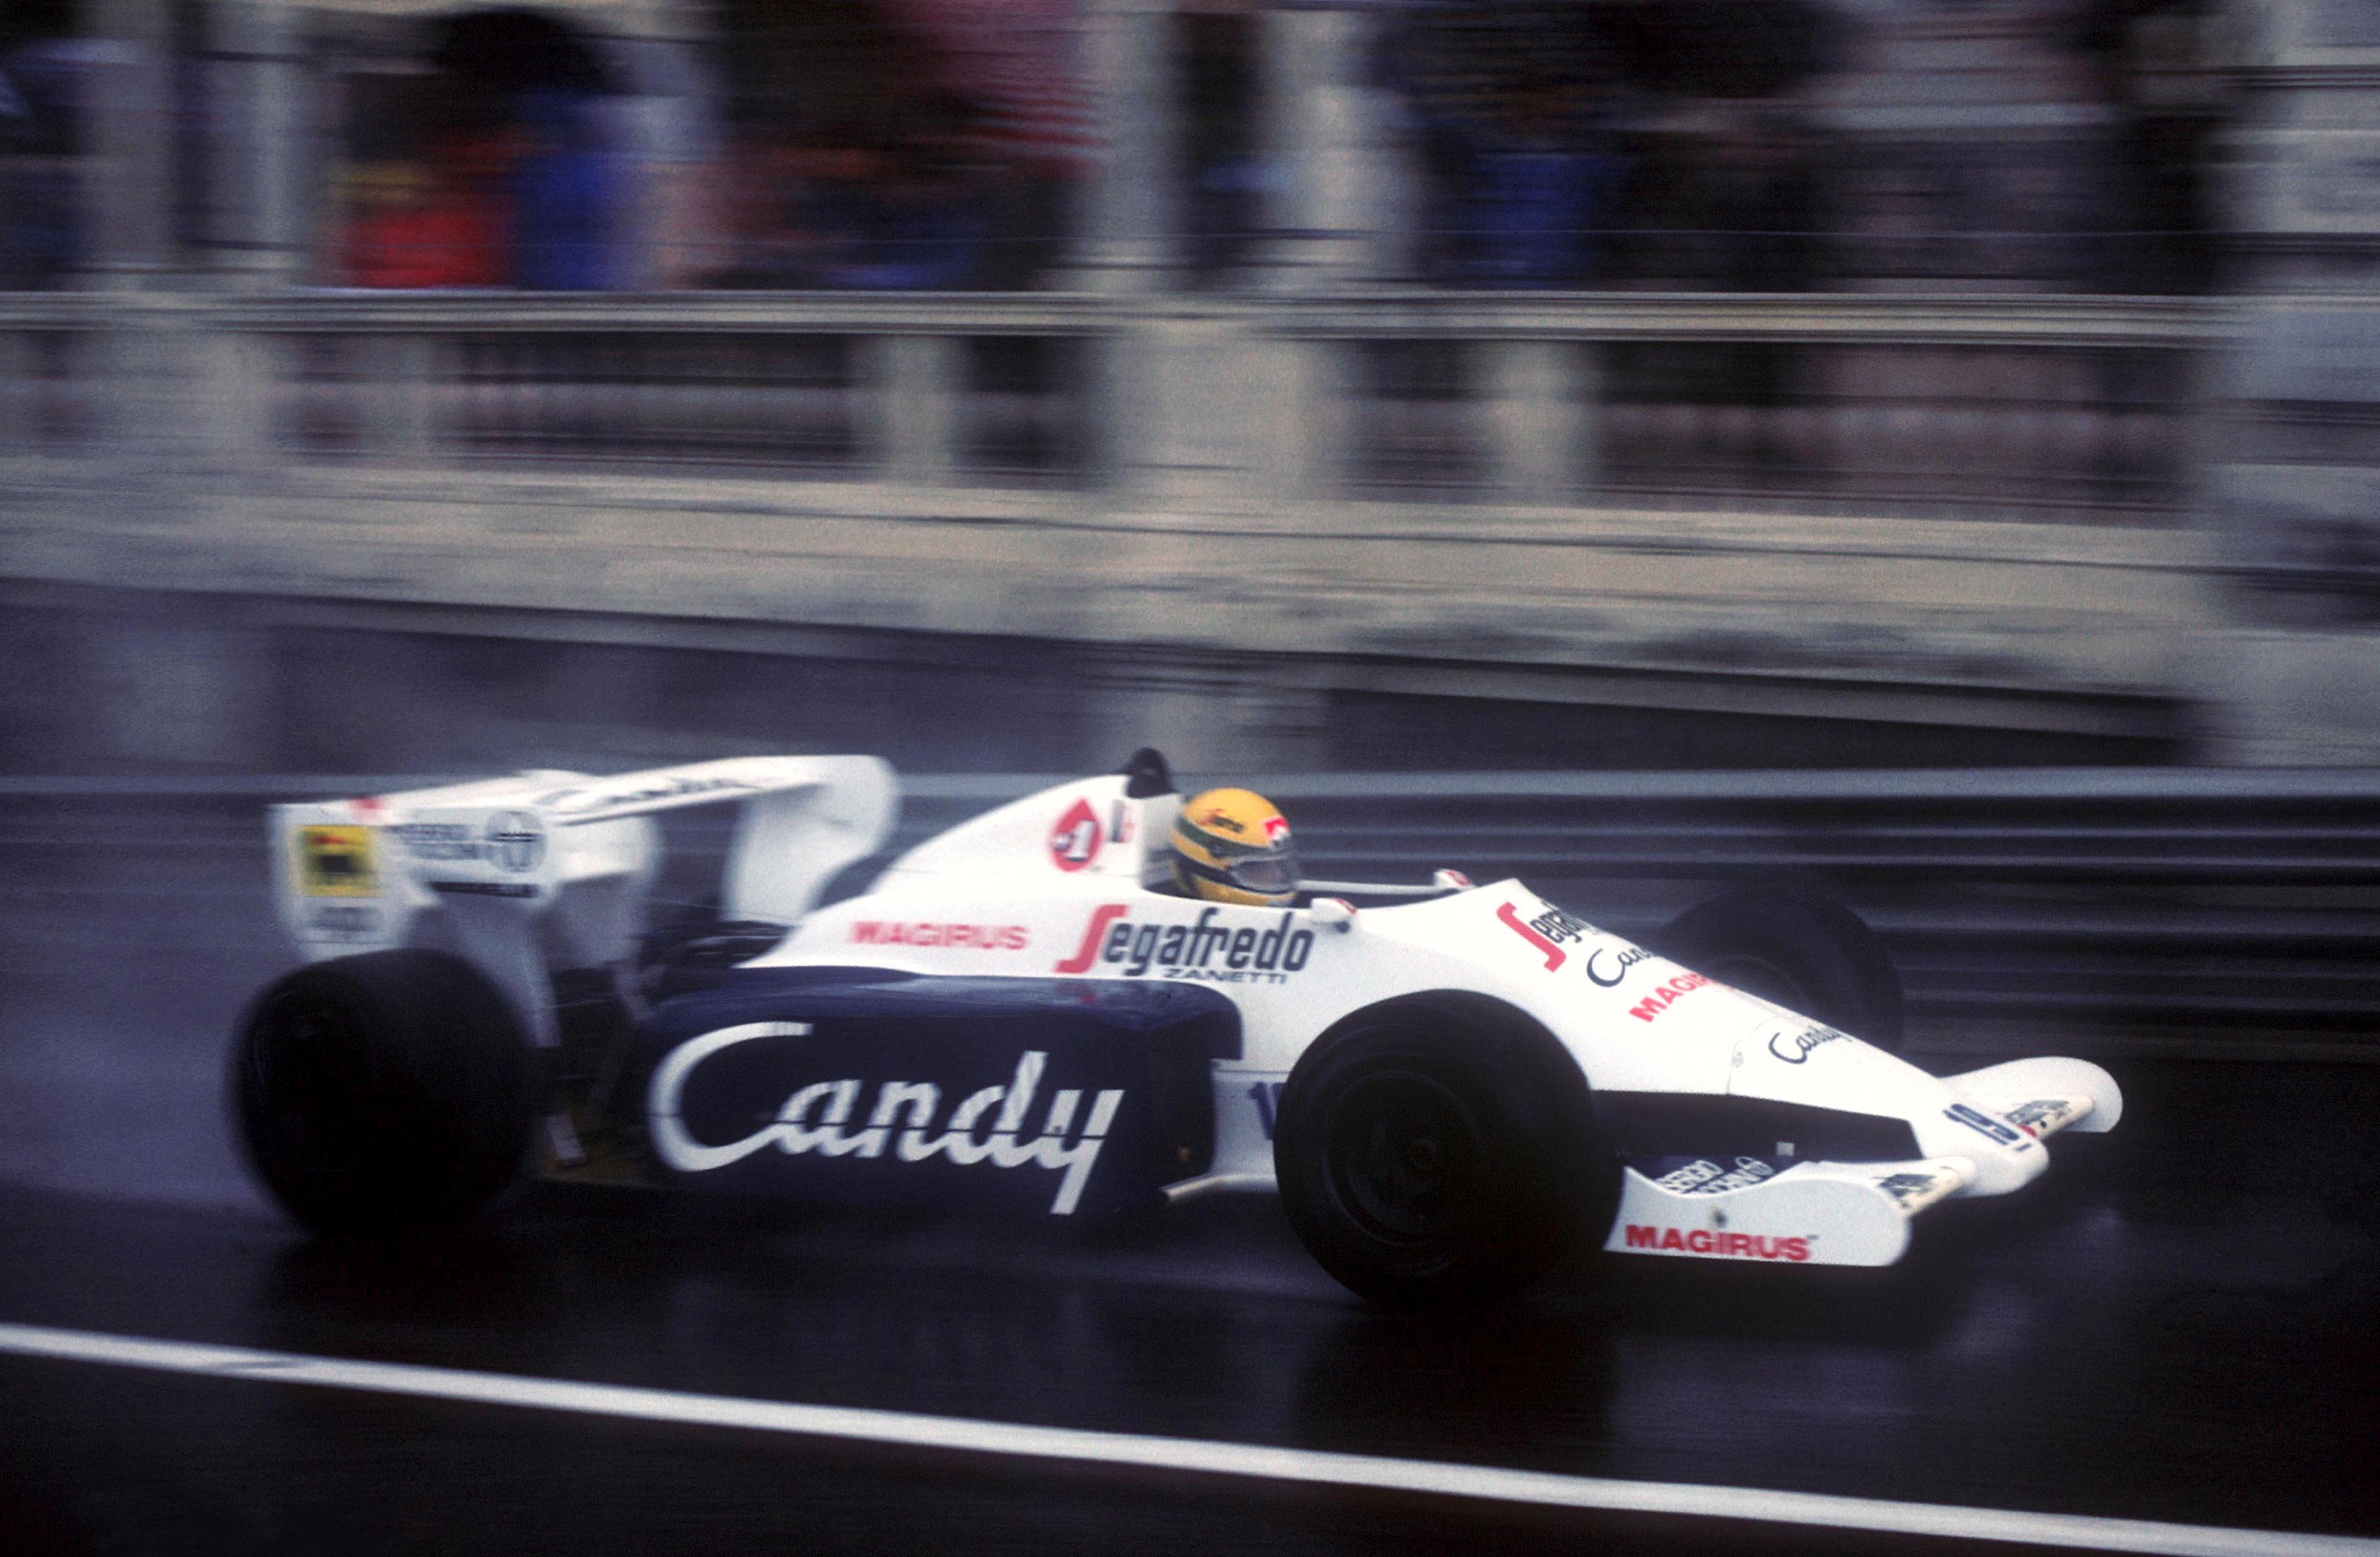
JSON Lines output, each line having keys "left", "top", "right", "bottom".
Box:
{"left": 5, "top": 768, "right": 2377, "bottom": 1058}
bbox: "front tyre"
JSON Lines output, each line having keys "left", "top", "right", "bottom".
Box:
{"left": 1653, "top": 886, "right": 1905, "bottom": 1051}
{"left": 232, "top": 949, "right": 536, "bottom": 1237}
{"left": 1274, "top": 999, "right": 1612, "bottom": 1308}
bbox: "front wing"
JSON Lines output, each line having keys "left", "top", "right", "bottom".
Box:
{"left": 1603, "top": 1086, "right": 2100, "bottom": 1267}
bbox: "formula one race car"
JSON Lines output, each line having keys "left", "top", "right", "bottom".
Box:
{"left": 235, "top": 750, "right": 2120, "bottom": 1306}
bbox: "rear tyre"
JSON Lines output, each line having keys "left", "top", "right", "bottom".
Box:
{"left": 232, "top": 949, "right": 536, "bottom": 1237}
{"left": 1652, "top": 886, "right": 1904, "bottom": 1051}
{"left": 1273, "top": 998, "right": 1614, "bottom": 1308}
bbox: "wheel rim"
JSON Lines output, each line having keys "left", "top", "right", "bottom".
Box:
{"left": 1323, "top": 1067, "right": 1486, "bottom": 1246}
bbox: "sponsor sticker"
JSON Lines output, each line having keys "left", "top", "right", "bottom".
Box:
{"left": 1875, "top": 1169, "right": 1957, "bottom": 1209}
{"left": 2000, "top": 1097, "right": 2074, "bottom": 1136}
{"left": 1055, "top": 904, "right": 1131, "bottom": 974}
{"left": 1054, "top": 904, "right": 1313, "bottom": 985}
{"left": 647, "top": 1036, "right": 1122, "bottom": 1215}
{"left": 1049, "top": 797, "right": 1104, "bottom": 873}
{"left": 394, "top": 822, "right": 479, "bottom": 862}
{"left": 1622, "top": 1224, "right": 1810, "bottom": 1262}
{"left": 1651, "top": 1156, "right": 1780, "bottom": 1196}
{"left": 535, "top": 773, "right": 756, "bottom": 818}
{"left": 296, "top": 825, "right": 378, "bottom": 897}
{"left": 1765, "top": 1020, "right": 1849, "bottom": 1065}
{"left": 304, "top": 902, "right": 381, "bottom": 941}
{"left": 430, "top": 880, "right": 539, "bottom": 899}
{"left": 849, "top": 921, "right": 1029, "bottom": 951}
{"left": 1497, "top": 901, "right": 1652, "bottom": 985}
{"left": 395, "top": 812, "right": 546, "bottom": 873}
{"left": 1944, "top": 1101, "right": 2033, "bottom": 1150}
{"left": 1496, "top": 901, "right": 1592, "bottom": 971}
{"left": 1584, "top": 943, "right": 1655, "bottom": 988}
{"left": 1628, "top": 972, "right": 1711, "bottom": 1024}
{"left": 484, "top": 811, "right": 546, "bottom": 873}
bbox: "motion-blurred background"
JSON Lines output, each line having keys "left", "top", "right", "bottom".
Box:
{"left": 1, "top": 0, "right": 2378, "bottom": 1199}
{"left": 0, "top": 0, "right": 2372, "bottom": 776}
{"left": 6, "top": 21, "right": 2379, "bottom": 1540}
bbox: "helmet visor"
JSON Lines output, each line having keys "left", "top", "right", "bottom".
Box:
{"left": 1227, "top": 852, "right": 1298, "bottom": 894}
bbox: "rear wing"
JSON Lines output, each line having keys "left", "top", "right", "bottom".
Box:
{"left": 272, "top": 757, "right": 898, "bottom": 1044}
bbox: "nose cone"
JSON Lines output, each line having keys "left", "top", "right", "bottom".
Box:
{"left": 1916, "top": 1099, "right": 2051, "bottom": 1194}
{"left": 1728, "top": 1011, "right": 2048, "bottom": 1194}
{"left": 1731, "top": 1011, "right": 1943, "bottom": 1116}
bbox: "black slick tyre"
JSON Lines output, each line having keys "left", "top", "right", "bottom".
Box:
{"left": 1652, "top": 886, "right": 1905, "bottom": 1051}
{"left": 232, "top": 948, "right": 537, "bottom": 1237}
{"left": 1273, "top": 996, "right": 1614, "bottom": 1309}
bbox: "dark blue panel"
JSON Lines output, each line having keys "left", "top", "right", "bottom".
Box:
{"left": 632, "top": 972, "right": 1240, "bottom": 1220}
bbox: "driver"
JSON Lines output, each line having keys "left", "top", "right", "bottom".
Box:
{"left": 1166, "top": 788, "right": 1300, "bottom": 907}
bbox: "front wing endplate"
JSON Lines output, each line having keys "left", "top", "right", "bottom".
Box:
{"left": 1602, "top": 1155, "right": 1977, "bottom": 1268}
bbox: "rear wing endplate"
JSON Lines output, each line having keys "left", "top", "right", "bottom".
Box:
{"left": 272, "top": 756, "right": 898, "bottom": 1044}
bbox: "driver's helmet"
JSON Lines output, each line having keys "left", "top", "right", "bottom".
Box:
{"left": 1170, "top": 788, "right": 1298, "bottom": 907}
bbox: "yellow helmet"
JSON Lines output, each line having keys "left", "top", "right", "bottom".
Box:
{"left": 1170, "top": 788, "right": 1298, "bottom": 906}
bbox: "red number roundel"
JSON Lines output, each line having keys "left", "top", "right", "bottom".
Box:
{"left": 1049, "top": 797, "right": 1104, "bottom": 872}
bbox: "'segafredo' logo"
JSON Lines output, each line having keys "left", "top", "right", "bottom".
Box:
{"left": 1496, "top": 901, "right": 1591, "bottom": 970}
{"left": 850, "top": 921, "right": 1029, "bottom": 950}
{"left": 1055, "top": 904, "right": 1313, "bottom": 983}
{"left": 647, "top": 1030, "right": 1120, "bottom": 1215}
{"left": 1499, "top": 902, "right": 1664, "bottom": 989}
{"left": 1624, "top": 1224, "right": 1810, "bottom": 1262}
{"left": 1629, "top": 972, "right": 1711, "bottom": 1023}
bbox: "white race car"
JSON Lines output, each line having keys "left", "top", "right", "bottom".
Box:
{"left": 235, "top": 750, "right": 2120, "bottom": 1306}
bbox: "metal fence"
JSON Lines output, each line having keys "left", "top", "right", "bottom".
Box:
{"left": 0, "top": 291, "right": 2224, "bottom": 522}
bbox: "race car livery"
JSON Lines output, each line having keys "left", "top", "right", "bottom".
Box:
{"left": 239, "top": 750, "right": 2121, "bottom": 1306}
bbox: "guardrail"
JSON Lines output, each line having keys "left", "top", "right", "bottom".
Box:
{"left": 4, "top": 767, "right": 2375, "bottom": 1058}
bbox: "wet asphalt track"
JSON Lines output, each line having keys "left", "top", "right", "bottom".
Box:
{"left": 1, "top": 794, "right": 2377, "bottom": 1554}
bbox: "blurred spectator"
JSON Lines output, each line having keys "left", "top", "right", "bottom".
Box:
{"left": 0, "top": 19, "right": 95, "bottom": 289}
{"left": 711, "top": 0, "right": 1087, "bottom": 291}
{"left": 1381, "top": 0, "right": 1843, "bottom": 290}
{"left": 2069, "top": 0, "right": 2238, "bottom": 294}
{"left": 1460, "top": 73, "right": 1630, "bottom": 286}
{"left": 509, "top": 87, "right": 625, "bottom": 289}
{"left": 708, "top": 132, "right": 845, "bottom": 288}
{"left": 335, "top": 6, "right": 630, "bottom": 289}
{"left": 1639, "top": 103, "right": 1827, "bottom": 291}
{"left": 338, "top": 88, "right": 509, "bottom": 287}
{"left": 1179, "top": 5, "right": 1263, "bottom": 287}
{"left": 817, "top": 91, "right": 996, "bottom": 289}
{"left": 885, "top": 0, "right": 1095, "bottom": 287}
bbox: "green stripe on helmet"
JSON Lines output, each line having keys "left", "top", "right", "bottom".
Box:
{"left": 1173, "top": 816, "right": 1287, "bottom": 861}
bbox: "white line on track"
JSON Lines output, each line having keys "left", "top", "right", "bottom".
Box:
{"left": 0, "top": 1319, "right": 2369, "bottom": 1557}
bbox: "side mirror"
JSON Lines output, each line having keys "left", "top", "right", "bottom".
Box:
{"left": 1309, "top": 897, "right": 1357, "bottom": 932}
